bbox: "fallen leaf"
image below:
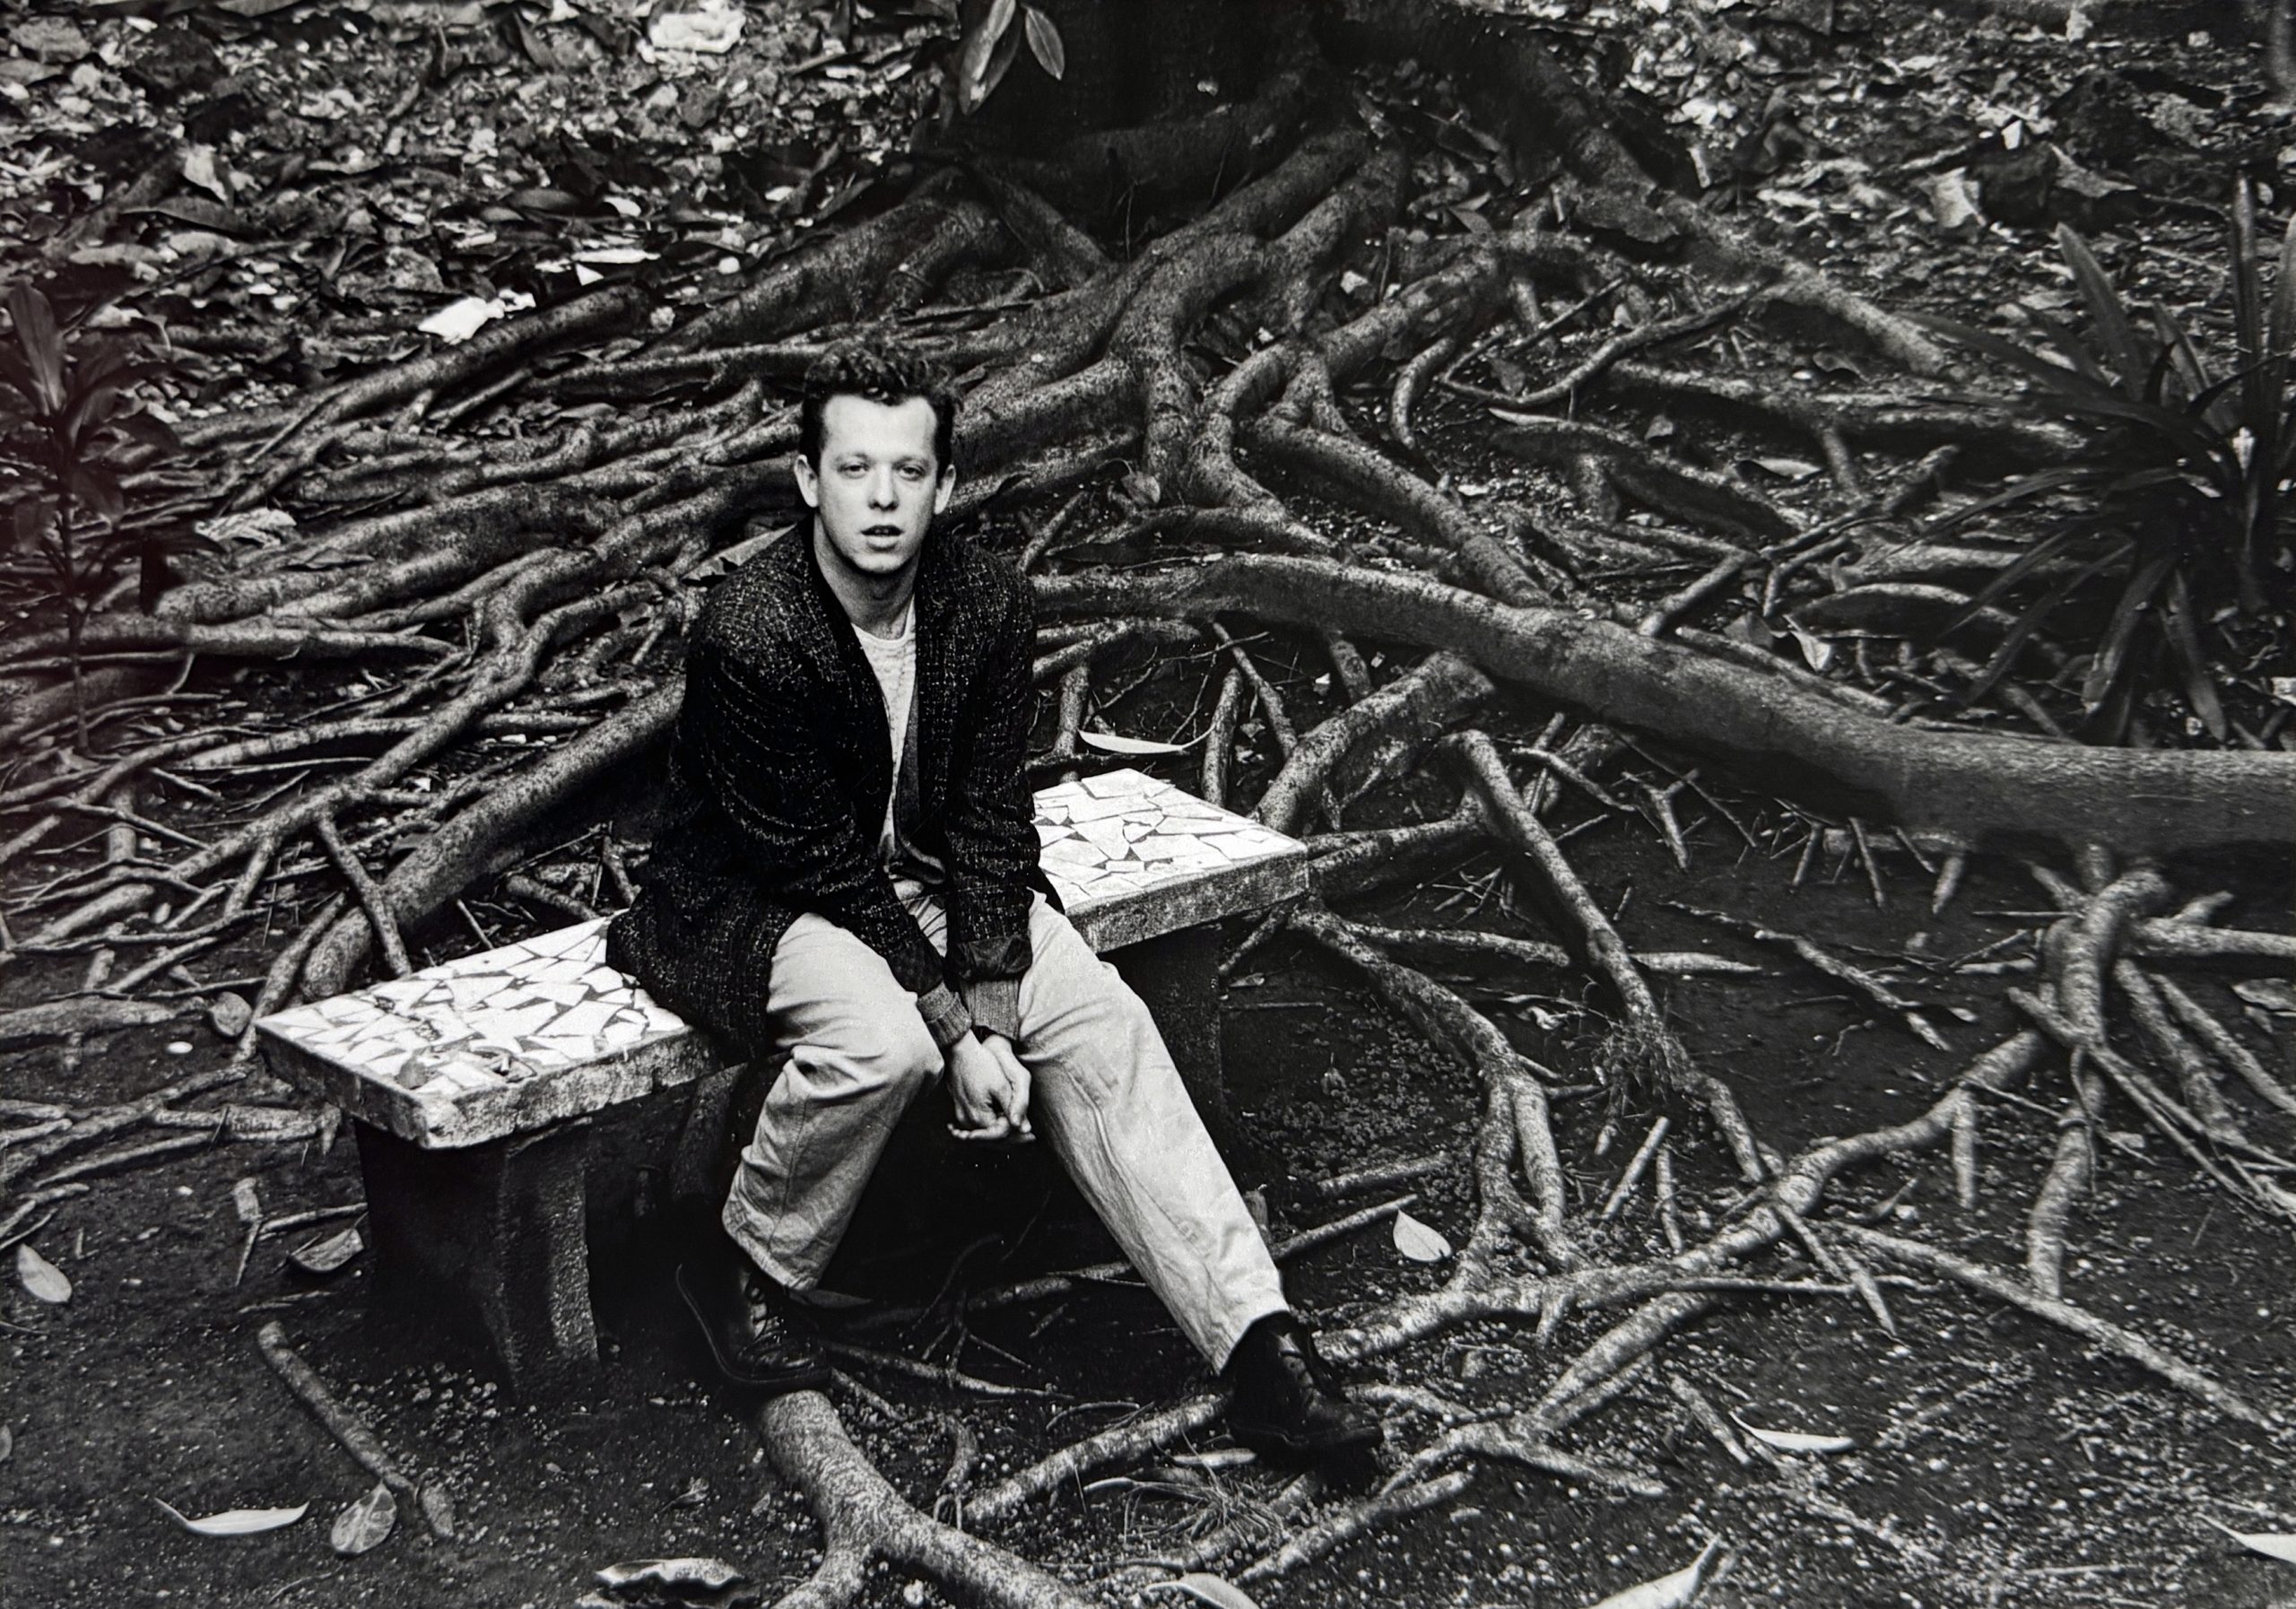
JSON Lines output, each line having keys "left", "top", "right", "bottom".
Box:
{"left": 181, "top": 144, "right": 231, "bottom": 204}
{"left": 16, "top": 1244, "right": 71, "bottom": 1304}
{"left": 1733, "top": 1417, "right": 1855, "bottom": 1455}
{"left": 416, "top": 294, "right": 536, "bottom": 344}
{"left": 594, "top": 1558, "right": 747, "bottom": 1592}
{"left": 196, "top": 508, "right": 297, "bottom": 548}
{"left": 2231, "top": 980, "right": 2296, "bottom": 1015}
{"left": 11, "top": 19, "right": 91, "bottom": 63}
{"left": 1392, "top": 1210, "right": 1453, "bottom": 1263}
{"left": 152, "top": 1498, "right": 309, "bottom": 1536}
{"left": 1148, "top": 1573, "right": 1262, "bottom": 1609}
{"left": 416, "top": 298, "right": 498, "bottom": 343}
{"left": 2204, "top": 1515, "right": 2296, "bottom": 1565}
{"left": 210, "top": 992, "right": 254, "bottom": 1038}
{"left": 648, "top": 0, "right": 745, "bottom": 53}
{"left": 330, "top": 1482, "right": 396, "bottom": 1556}
{"left": 231, "top": 1177, "right": 263, "bottom": 1225}
{"left": 1078, "top": 732, "right": 1190, "bottom": 756}
{"left": 1587, "top": 1539, "right": 1725, "bottom": 1608}
{"left": 417, "top": 1484, "right": 457, "bottom": 1538}
{"left": 1022, "top": 4, "right": 1065, "bottom": 79}
{"left": 289, "top": 1225, "right": 364, "bottom": 1276}
{"left": 1741, "top": 456, "right": 1822, "bottom": 481}
{"left": 1788, "top": 625, "right": 1835, "bottom": 673}
{"left": 1923, "top": 168, "right": 1980, "bottom": 236}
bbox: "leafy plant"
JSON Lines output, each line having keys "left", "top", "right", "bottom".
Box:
{"left": 949, "top": 0, "right": 1066, "bottom": 114}
{"left": 1915, "top": 181, "right": 2296, "bottom": 744}
{"left": 0, "top": 281, "right": 197, "bottom": 744}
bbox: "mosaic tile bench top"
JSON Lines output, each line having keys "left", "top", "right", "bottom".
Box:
{"left": 257, "top": 769, "right": 1308, "bottom": 1149}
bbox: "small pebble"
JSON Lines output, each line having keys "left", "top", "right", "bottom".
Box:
{"left": 165, "top": 1040, "right": 193, "bottom": 1055}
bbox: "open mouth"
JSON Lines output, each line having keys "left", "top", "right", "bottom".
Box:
{"left": 864, "top": 526, "right": 903, "bottom": 539}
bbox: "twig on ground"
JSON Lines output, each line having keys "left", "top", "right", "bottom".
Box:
{"left": 257, "top": 1322, "right": 457, "bottom": 1536}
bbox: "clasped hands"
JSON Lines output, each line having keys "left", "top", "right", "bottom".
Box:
{"left": 945, "top": 1029, "right": 1034, "bottom": 1144}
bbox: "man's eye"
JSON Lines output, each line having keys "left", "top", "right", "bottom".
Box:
{"left": 900, "top": 465, "right": 926, "bottom": 480}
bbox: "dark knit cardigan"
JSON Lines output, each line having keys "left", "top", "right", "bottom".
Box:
{"left": 606, "top": 523, "right": 1050, "bottom": 1058}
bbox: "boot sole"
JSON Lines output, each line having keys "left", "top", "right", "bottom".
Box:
{"left": 675, "top": 1264, "right": 831, "bottom": 1394}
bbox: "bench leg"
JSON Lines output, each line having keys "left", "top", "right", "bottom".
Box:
{"left": 1109, "top": 926, "right": 1231, "bottom": 1137}
{"left": 355, "top": 1120, "right": 597, "bottom": 1392}
{"left": 668, "top": 1062, "right": 751, "bottom": 1205}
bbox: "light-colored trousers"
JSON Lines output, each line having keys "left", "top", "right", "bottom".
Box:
{"left": 723, "top": 890, "right": 1289, "bottom": 1369}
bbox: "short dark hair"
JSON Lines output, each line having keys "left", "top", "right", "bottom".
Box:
{"left": 797, "top": 343, "right": 957, "bottom": 471}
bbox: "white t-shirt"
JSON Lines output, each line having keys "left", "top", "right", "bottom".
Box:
{"left": 850, "top": 603, "right": 943, "bottom": 891}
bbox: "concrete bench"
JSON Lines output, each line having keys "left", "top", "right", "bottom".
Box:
{"left": 257, "top": 770, "right": 1309, "bottom": 1389}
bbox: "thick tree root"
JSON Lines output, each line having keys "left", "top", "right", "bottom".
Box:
{"left": 755, "top": 1393, "right": 1096, "bottom": 1609}
{"left": 2025, "top": 1118, "right": 2091, "bottom": 1300}
{"left": 1034, "top": 555, "right": 2296, "bottom": 853}
{"left": 1290, "top": 903, "right": 1581, "bottom": 1267}
{"left": 1255, "top": 653, "right": 1493, "bottom": 835}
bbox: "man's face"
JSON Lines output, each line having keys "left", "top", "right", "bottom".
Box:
{"left": 796, "top": 393, "right": 954, "bottom": 587}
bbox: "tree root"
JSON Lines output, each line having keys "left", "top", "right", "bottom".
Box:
{"left": 2152, "top": 974, "right": 2296, "bottom": 1118}
{"left": 0, "top": 997, "right": 178, "bottom": 1050}
{"left": 258, "top": 1321, "right": 457, "bottom": 1538}
{"left": 0, "top": 1065, "right": 239, "bottom": 1194}
{"left": 303, "top": 683, "right": 678, "bottom": 998}
{"left": 1033, "top": 554, "right": 2296, "bottom": 853}
{"left": 17, "top": 74, "right": 2292, "bottom": 1604}
{"left": 1837, "top": 1227, "right": 2274, "bottom": 1429}
{"left": 2025, "top": 1117, "right": 2091, "bottom": 1301}
{"left": 2115, "top": 962, "right": 2247, "bottom": 1145}
{"left": 755, "top": 1393, "right": 1096, "bottom": 1609}
{"left": 1303, "top": 802, "right": 1487, "bottom": 902}
{"left": 1344, "top": 921, "right": 1761, "bottom": 978}
{"left": 1288, "top": 905, "right": 1581, "bottom": 1266}
{"left": 969, "top": 1396, "right": 1226, "bottom": 1528}
{"left": 1236, "top": 1470, "right": 1475, "bottom": 1586}
{"left": 1670, "top": 903, "right": 1950, "bottom": 1050}
{"left": 1448, "top": 730, "right": 1690, "bottom": 1092}
{"left": 1254, "top": 653, "right": 1493, "bottom": 835}
{"left": 1485, "top": 412, "right": 1796, "bottom": 544}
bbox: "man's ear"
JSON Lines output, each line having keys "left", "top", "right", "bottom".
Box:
{"left": 932, "top": 465, "right": 957, "bottom": 515}
{"left": 794, "top": 450, "right": 820, "bottom": 509}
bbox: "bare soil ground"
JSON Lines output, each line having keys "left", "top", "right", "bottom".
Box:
{"left": 7, "top": 770, "right": 2292, "bottom": 1609}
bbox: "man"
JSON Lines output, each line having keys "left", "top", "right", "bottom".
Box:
{"left": 609, "top": 344, "right": 1378, "bottom": 1460}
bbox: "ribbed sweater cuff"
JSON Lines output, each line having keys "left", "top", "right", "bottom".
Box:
{"left": 960, "top": 977, "right": 1022, "bottom": 1040}
{"left": 916, "top": 983, "right": 974, "bottom": 1051}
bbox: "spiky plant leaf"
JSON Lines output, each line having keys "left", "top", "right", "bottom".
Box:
{"left": 1954, "top": 546, "right": 2113, "bottom": 708}
{"left": 2158, "top": 569, "right": 2228, "bottom": 740}
{"left": 2057, "top": 224, "right": 2149, "bottom": 397}
{"left": 2153, "top": 300, "right": 2216, "bottom": 404}
{"left": 1904, "top": 311, "right": 2121, "bottom": 403}
{"left": 2083, "top": 549, "right": 2175, "bottom": 713}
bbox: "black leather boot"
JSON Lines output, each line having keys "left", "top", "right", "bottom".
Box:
{"left": 1222, "top": 1313, "right": 1382, "bottom": 1459}
{"left": 675, "top": 1235, "right": 831, "bottom": 1394}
